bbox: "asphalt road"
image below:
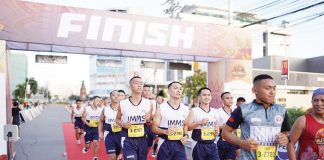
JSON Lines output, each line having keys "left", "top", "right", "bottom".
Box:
{"left": 14, "top": 104, "right": 69, "bottom": 160}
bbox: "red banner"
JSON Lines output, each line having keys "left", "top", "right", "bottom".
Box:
{"left": 281, "top": 60, "right": 289, "bottom": 79}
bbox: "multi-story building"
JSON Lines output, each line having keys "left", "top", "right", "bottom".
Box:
{"left": 10, "top": 53, "right": 28, "bottom": 96}
{"left": 253, "top": 55, "right": 324, "bottom": 109}
{"left": 89, "top": 55, "right": 128, "bottom": 97}
{"left": 179, "top": 5, "right": 291, "bottom": 59}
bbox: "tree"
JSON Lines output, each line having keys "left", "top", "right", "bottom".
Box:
{"left": 68, "top": 94, "right": 80, "bottom": 101}
{"left": 287, "top": 108, "right": 305, "bottom": 126}
{"left": 12, "top": 77, "right": 38, "bottom": 102}
{"left": 13, "top": 83, "right": 26, "bottom": 103}
{"left": 27, "top": 78, "right": 38, "bottom": 95}
{"left": 183, "top": 70, "right": 207, "bottom": 99}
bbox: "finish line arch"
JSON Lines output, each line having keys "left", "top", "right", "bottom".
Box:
{"left": 0, "top": 0, "right": 253, "bottom": 156}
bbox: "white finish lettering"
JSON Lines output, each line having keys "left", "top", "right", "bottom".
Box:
{"left": 145, "top": 23, "right": 168, "bottom": 46}
{"left": 102, "top": 18, "right": 131, "bottom": 43}
{"left": 169, "top": 26, "right": 194, "bottom": 48}
{"left": 86, "top": 15, "right": 102, "bottom": 40}
{"left": 132, "top": 21, "right": 146, "bottom": 44}
{"left": 57, "top": 13, "right": 85, "bottom": 38}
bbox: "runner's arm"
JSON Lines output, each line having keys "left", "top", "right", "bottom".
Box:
{"left": 152, "top": 106, "right": 167, "bottom": 135}
{"left": 98, "top": 108, "right": 105, "bottom": 133}
{"left": 81, "top": 108, "right": 90, "bottom": 127}
{"left": 222, "top": 107, "right": 250, "bottom": 150}
{"left": 187, "top": 109, "right": 200, "bottom": 131}
{"left": 145, "top": 102, "right": 153, "bottom": 127}
{"left": 287, "top": 116, "right": 305, "bottom": 160}
{"left": 115, "top": 105, "right": 123, "bottom": 127}
{"left": 70, "top": 110, "right": 74, "bottom": 123}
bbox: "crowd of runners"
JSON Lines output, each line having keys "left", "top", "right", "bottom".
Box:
{"left": 70, "top": 74, "right": 324, "bottom": 160}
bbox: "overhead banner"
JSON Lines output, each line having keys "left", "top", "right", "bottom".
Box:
{"left": 0, "top": 0, "right": 251, "bottom": 60}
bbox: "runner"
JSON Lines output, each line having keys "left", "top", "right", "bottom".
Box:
{"left": 142, "top": 85, "right": 158, "bottom": 157}
{"left": 288, "top": 88, "right": 324, "bottom": 160}
{"left": 187, "top": 87, "right": 220, "bottom": 160}
{"left": 118, "top": 90, "right": 126, "bottom": 101}
{"left": 222, "top": 74, "right": 290, "bottom": 160}
{"left": 152, "top": 81, "right": 189, "bottom": 160}
{"left": 116, "top": 76, "right": 152, "bottom": 160}
{"left": 82, "top": 96, "right": 103, "bottom": 160}
{"left": 98, "top": 90, "right": 122, "bottom": 160}
{"left": 217, "top": 92, "right": 240, "bottom": 160}
{"left": 236, "top": 97, "right": 246, "bottom": 108}
{"left": 71, "top": 99, "right": 85, "bottom": 144}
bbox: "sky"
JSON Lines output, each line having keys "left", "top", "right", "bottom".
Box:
{"left": 14, "top": 0, "right": 324, "bottom": 96}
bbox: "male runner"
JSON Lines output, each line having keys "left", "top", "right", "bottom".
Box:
{"left": 152, "top": 81, "right": 189, "bottom": 160}
{"left": 142, "top": 85, "right": 159, "bottom": 157}
{"left": 187, "top": 87, "right": 220, "bottom": 160}
{"left": 98, "top": 90, "right": 122, "bottom": 160}
{"left": 118, "top": 90, "right": 126, "bottom": 101}
{"left": 116, "top": 76, "right": 152, "bottom": 160}
{"left": 217, "top": 92, "right": 240, "bottom": 160}
{"left": 82, "top": 96, "right": 103, "bottom": 160}
{"left": 71, "top": 99, "right": 84, "bottom": 144}
{"left": 222, "top": 74, "right": 290, "bottom": 160}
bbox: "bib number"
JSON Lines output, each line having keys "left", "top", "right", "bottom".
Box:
{"left": 201, "top": 128, "right": 215, "bottom": 140}
{"left": 168, "top": 127, "right": 184, "bottom": 140}
{"left": 128, "top": 124, "right": 144, "bottom": 137}
{"left": 111, "top": 124, "right": 122, "bottom": 132}
{"left": 236, "top": 128, "right": 241, "bottom": 138}
{"left": 89, "top": 120, "right": 98, "bottom": 127}
{"left": 256, "top": 146, "right": 276, "bottom": 160}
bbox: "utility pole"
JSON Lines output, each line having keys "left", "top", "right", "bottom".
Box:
{"left": 228, "top": 0, "right": 233, "bottom": 26}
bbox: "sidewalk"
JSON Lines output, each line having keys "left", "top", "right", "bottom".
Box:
{"left": 14, "top": 104, "right": 69, "bottom": 160}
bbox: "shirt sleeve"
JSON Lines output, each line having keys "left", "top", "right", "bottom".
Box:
{"left": 226, "top": 107, "right": 243, "bottom": 129}
{"left": 281, "top": 111, "right": 291, "bottom": 132}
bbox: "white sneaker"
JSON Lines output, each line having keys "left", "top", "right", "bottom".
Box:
{"left": 77, "top": 140, "right": 81, "bottom": 144}
{"left": 82, "top": 147, "right": 88, "bottom": 154}
{"left": 93, "top": 157, "right": 98, "bottom": 160}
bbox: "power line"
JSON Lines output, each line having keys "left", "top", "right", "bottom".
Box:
{"left": 241, "top": 0, "right": 324, "bottom": 28}
{"left": 257, "top": 0, "right": 320, "bottom": 17}
{"left": 242, "top": 0, "right": 279, "bottom": 12}
{"left": 247, "top": 0, "right": 283, "bottom": 13}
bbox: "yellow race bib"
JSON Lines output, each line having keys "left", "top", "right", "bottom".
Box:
{"left": 111, "top": 123, "right": 122, "bottom": 132}
{"left": 236, "top": 128, "right": 241, "bottom": 138}
{"left": 256, "top": 146, "right": 276, "bottom": 160}
{"left": 89, "top": 120, "right": 99, "bottom": 127}
{"left": 201, "top": 128, "right": 215, "bottom": 140}
{"left": 168, "top": 127, "right": 184, "bottom": 140}
{"left": 128, "top": 124, "right": 144, "bottom": 137}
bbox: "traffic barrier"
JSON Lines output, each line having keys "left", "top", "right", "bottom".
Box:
{"left": 19, "top": 105, "right": 44, "bottom": 122}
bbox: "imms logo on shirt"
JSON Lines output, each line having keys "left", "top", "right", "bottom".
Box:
{"left": 168, "top": 120, "right": 184, "bottom": 127}
{"left": 89, "top": 116, "right": 100, "bottom": 119}
{"left": 201, "top": 121, "right": 217, "bottom": 128}
{"left": 127, "top": 115, "right": 145, "bottom": 123}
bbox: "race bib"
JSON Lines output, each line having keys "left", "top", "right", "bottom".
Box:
{"left": 236, "top": 128, "right": 241, "bottom": 138}
{"left": 168, "top": 127, "right": 184, "bottom": 140}
{"left": 256, "top": 146, "right": 276, "bottom": 160}
{"left": 201, "top": 128, "right": 215, "bottom": 140}
{"left": 128, "top": 124, "right": 144, "bottom": 137}
{"left": 89, "top": 120, "right": 99, "bottom": 127}
{"left": 111, "top": 123, "right": 122, "bottom": 132}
